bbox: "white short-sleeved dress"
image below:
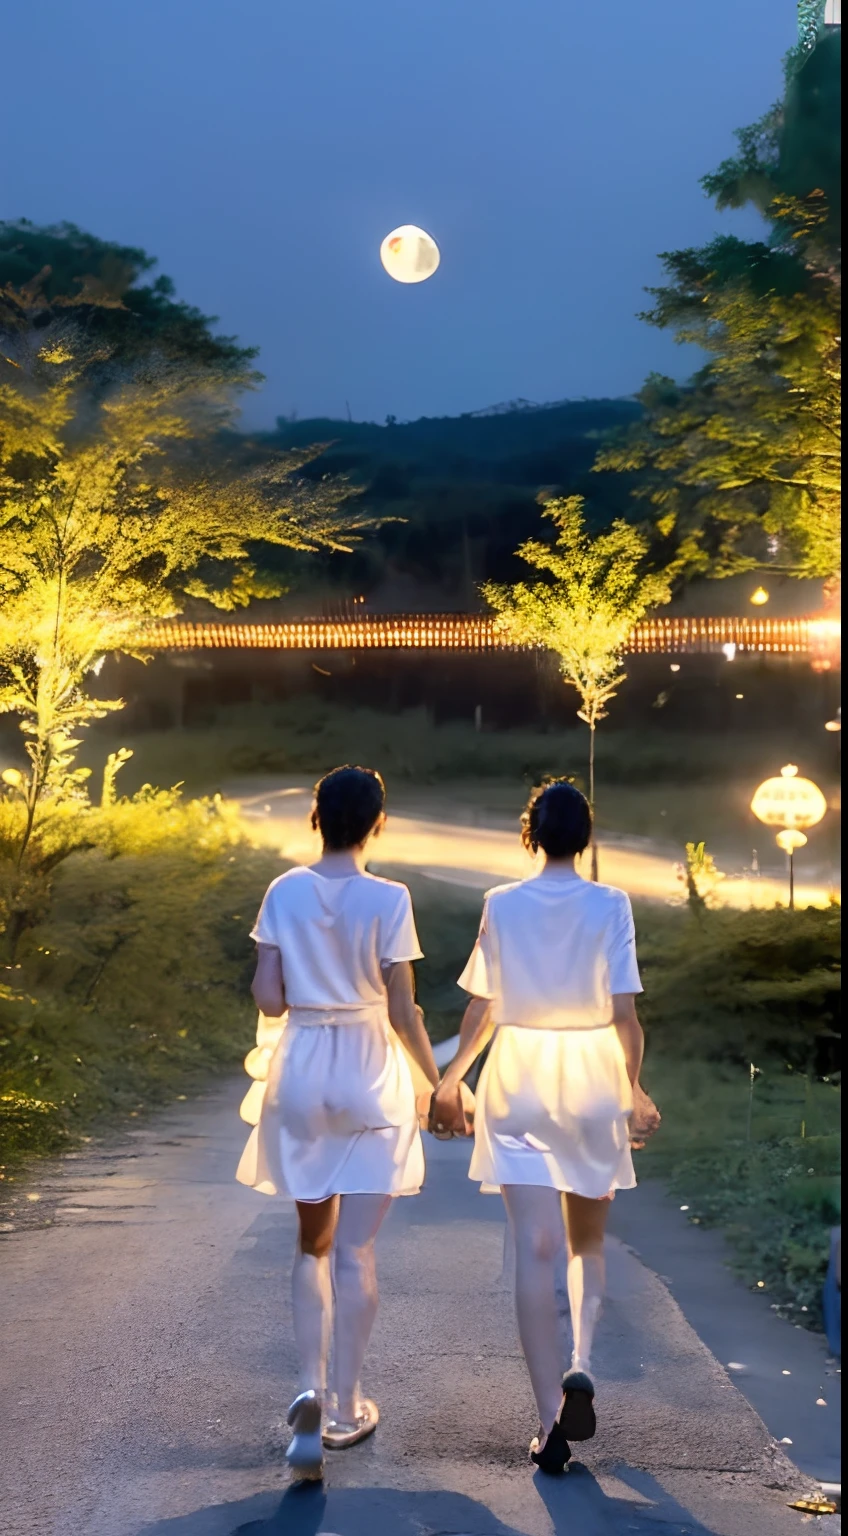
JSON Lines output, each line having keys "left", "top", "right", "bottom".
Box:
{"left": 235, "top": 866, "right": 425, "bottom": 1202}
{"left": 459, "top": 869, "right": 642, "bottom": 1200}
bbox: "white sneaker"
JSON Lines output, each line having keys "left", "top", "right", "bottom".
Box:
{"left": 285, "top": 1390, "right": 324, "bottom": 1481}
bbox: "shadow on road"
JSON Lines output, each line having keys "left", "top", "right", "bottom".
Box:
{"left": 536, "top": 1460, "right": 719, "bottom": 1534}
{"left": 138, "top": 1485, "right": 525, "bottom": 1536}
{"left": 136, "top": 1466, "right": 722, "bottom": 1536}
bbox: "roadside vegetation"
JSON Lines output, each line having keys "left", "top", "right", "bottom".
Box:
{"left": 635, "top": 899, "right": 841, "bottom": 1324}
{"left": 0, "top": 764, "right": 280, "bottom": 1169}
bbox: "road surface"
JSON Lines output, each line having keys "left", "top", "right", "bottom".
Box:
{"left": 0, "top": 1083, "right": 832, "bottom": 1536}
{"left": 231, "top": 782, "right": 836, "bottom": 909}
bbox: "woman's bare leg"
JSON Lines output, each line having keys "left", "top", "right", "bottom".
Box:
{"left": 293, "top": 1197, "right": 338, "bottom": 1400}
{"left": 331, "top": 1193, "right": 392, "bottom": 1422}
{"left": 563, "top": 1192, "right": 610, "bottom": 1377}
{"left": 501, "top": 1184, "right": 566, "bottom": 1435}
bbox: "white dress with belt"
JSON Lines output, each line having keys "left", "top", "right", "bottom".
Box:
{"left": 236, "top": 866, "right": 425, "bottom": 1202}
{"left": 459, "top": 869, "right": 642, "bottom": 1200}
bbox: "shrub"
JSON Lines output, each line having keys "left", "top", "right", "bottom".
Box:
{"left": 638, "top": 903, "right": 841, "bottom": 1073}
{"left": 0, "top": 784, "right": 282, "bottom": 1164}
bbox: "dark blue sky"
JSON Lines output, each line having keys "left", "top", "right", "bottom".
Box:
{"left": 4, "top": 0, "right": 797, "bottom": 426}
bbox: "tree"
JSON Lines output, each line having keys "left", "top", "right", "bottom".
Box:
{"left": 0, "top": 219, "right": 255, "bottom": 371}
{"left": 0, "top": 295, "right": 366, "bottom": 866}
{"left": 597, "top": 28, "right": 840, "bottom": 582}
{"left": 482, "top": 497, "right": 671, "bottom": 879}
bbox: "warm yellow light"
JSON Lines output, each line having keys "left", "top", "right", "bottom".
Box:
{"left": 751, "top": 765, "right": 827, "bottom": 830}
{"left": 776, "top": 828, "right": 808, "bottom": 854}
{"left": 141, "top": 611, "right": 829, "bottom": 659}
{"left": 750, "top": 587, "right": 769, "bottom": 606}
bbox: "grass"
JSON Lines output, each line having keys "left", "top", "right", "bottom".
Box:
{"left": 637, "top": 1056, "right": 840, "bottom": 1322}
{"left": 0, "top": 789, "right": 282, "bottom": 1174}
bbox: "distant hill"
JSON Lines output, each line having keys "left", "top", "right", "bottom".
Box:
{"left": 259, "top": 398, "right": 642, "bottom": 609}
{"left": 267, "top": 397, "right": 640, "bottom": 485}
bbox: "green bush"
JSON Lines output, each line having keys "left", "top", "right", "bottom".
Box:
{"left": 0, "top": 1090, "right": 70, "bottom": 1159}
{"left": 638, "top": 903, "right": 842, "bottom": 1072}
{"left": 0, "top": 786, "right": 281, "bottom": 1165}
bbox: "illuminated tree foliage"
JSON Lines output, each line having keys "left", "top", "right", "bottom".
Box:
{"left": 0, "top": 268, "right": 366, "bottom": 854}
{"left": 483, "top": 497, "right": 671, "bottom": 875}
{"left": 597, "top": 29, "right": 840, "bottom": 581}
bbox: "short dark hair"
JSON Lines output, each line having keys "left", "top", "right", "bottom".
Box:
{"left": 311, "top": 765, "right": 386, "bottom": 851}
{"left": 521, "top": 777, "right": 592, "bottom": 858}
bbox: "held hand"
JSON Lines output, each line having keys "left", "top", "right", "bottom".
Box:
{"left": 415, "top": 1090, "right": 434, "bottom": 1130}
{"left": 428, "top": 1079, "right": 475, "bottom": 1139}
{"left": 429, "top": 1081, "right": 464, "bottom": 1139}
{"left": 630, "top": 1082, "right": 661, "bottom": 1150}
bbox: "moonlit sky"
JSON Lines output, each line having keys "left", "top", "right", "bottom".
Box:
{"left": 3, "top": 0, "right": 798, "bottom": 426}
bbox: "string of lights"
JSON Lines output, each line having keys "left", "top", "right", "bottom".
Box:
{"left": 138, "top": 614, "right": 840, "bottom": 658}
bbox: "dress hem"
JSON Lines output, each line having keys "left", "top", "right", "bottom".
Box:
{"left": 474, "top": 1172, "right": 637, "bottom": 1197}
{"left": 253, "top": 1184, "right": 423, "bottom": 1202}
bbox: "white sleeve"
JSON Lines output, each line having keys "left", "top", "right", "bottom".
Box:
{"left": 607, "top": 892, "right": 643, "bottom": 995}
{"left": 458, "top": 898, "right": 496, "bottom": 999}
{"left": 381, "top": 886, "right": 424, "bottom": 963}
{"left": 250, "top": 882, "right": 280, "bottom": 947}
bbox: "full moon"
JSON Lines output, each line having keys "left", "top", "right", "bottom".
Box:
{"left": 379, "top": 225, "right": 440, "bottom": 284}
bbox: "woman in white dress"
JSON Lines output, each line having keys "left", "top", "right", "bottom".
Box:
{"left": 241, "top": 766, "right": 440, "bottom": 1481}
{"left": 430, "top": 778, "right": 661, "bottom": 1475}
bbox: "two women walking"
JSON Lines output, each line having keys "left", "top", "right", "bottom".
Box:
{"left": 237, "top": 765, "right": 660, "bottom": 1481}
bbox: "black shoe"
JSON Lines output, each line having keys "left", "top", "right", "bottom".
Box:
{"left": 530, "top": 1419, "right": 572, "bottom": 1475}
{"left": 559, "top": 1368, "right": 596, "bottom": 1442}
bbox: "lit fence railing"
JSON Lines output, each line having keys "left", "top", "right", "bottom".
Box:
{"left": 139, "top": 613, "right": 840, "bottom": 658}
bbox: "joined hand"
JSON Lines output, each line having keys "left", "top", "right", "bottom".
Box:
{"left": 428, "top": 1080, "right": 475, "bottom": 1139}
{"left": 630, "top": 1082, "right": 661, "bottom": 1149}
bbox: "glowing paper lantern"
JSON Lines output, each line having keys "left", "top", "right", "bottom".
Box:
{"left": 776, "top": 828, "right": 808, "bottom": 854}
{"left": 750, "top": 764, "right": 827, "bottom": 830}
{"left": 751, "top": 765, "right": 827, "bottom": 909}
{"left": 379, "top": 225, "right": 440, "bottom": 284}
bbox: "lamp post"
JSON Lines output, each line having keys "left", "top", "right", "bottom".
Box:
{"left": 750, "top": 764, "right": 828, "bottom": 910}
{"left": 775, "top": 828, "right": 808, "bottom": 910}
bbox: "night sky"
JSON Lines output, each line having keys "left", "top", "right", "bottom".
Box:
{"left": 3, "top": 0, "right": 798, "bottom": 426}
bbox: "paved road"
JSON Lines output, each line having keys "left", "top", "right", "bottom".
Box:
{"left": 1, "top": 1084, "right": 832, "bottom": 1536}
{"left": 232, "top": 783, "right": 835, "bottom": 909}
